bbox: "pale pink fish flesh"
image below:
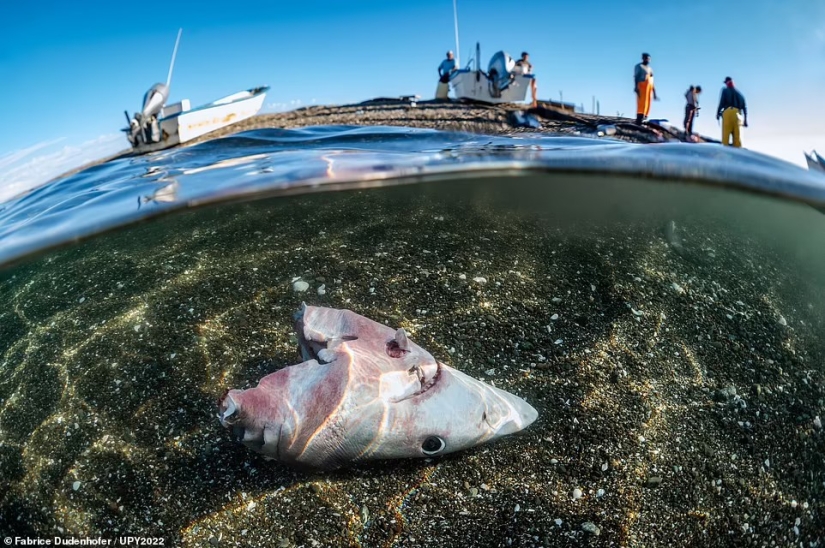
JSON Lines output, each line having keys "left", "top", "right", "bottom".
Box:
{"left": 218, "top": 304, "right": 538, "bottom": 469}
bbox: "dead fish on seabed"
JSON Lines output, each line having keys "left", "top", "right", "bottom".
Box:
{"left": 218, "top": 304, "right": 538, "bottom": 470}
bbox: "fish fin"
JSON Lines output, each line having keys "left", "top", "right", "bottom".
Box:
{"left": 395, "top": 329, "right": 410, "bottom": 351}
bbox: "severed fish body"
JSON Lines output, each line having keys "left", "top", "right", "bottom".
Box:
{"left": 218, "top": 305, "right": 538, "bottom": 469}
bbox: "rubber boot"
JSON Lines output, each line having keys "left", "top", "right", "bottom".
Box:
{"left": 635, "top": 114, "right": 644, "bottom": 125}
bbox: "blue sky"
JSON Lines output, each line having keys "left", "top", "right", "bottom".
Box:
{"left": 1, "top": 0, "right": 824, "bottom": 199}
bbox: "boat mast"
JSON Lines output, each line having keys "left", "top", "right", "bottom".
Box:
{"left": 165, "top": 28, "right": 183, "bottom": 88}
{"left": 452, "top": 0, "right": 461, "bottom": 67}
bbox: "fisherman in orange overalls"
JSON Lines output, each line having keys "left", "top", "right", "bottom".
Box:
{"left": 634, "top": 53, "right": 658, "bottom": 125}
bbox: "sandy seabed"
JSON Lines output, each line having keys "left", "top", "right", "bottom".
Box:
{"left": 0, "top": 173, "right": 823, "bottom": 547}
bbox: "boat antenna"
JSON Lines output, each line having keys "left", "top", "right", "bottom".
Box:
{"left": 452, "top": 0, "right": 461, "bottom": 67}
{"left": 165, "top": 28, "right": 183, "bottom": 88}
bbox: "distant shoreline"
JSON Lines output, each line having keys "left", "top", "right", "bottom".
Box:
{"left": 43, "top": 98, "right": 712, "bottom": 188}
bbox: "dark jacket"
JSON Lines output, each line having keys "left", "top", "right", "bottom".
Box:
{"left": 717, "top": 87, "right": 747, "bottom": 117}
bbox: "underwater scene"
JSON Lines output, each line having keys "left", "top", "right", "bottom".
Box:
{"left": 0, "top": 128, "right": 823, "bottom": 547}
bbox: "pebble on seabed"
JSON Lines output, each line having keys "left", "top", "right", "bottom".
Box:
{"left": 581, "top": 522, "right": 600, "bottom": 536}
{"left": 292, "top": 280, "right": 310, "bottom": 292}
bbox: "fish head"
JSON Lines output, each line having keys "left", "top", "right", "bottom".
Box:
{"left": 362, "top": 361, "right": 538, "bottom": 461}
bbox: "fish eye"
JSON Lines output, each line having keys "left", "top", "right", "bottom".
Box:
{"left": 421, "top": 436, "right": 446, "bottom": 455}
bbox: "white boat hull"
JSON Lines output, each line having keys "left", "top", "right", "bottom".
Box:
{"left": 131, "top": 87, "right": 268, "bottom": 154}
{"left": 451, "top": 70, "right": 533, "bottom": 104}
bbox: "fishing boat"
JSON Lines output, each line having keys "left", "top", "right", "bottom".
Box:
{"left": 445, "top": 1, "right": 533, "bottom": 104}
{"left": 124, "top": 86, "right": 269, "bottom": 154}
{"left": 449, "top": 43, "right": 534, "bottom": 104}
{"left": 122, "top": 29, "right": 268, "bottom": 154}
{"left": 804, "top": 150, "right": 825, "bottom": 173}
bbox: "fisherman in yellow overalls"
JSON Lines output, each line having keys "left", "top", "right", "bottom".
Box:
{"left": 634, "top": 53, "right": 658, "bottom": 125}
{"left": 716, "top": 77, "right": 748, "bottom": 147}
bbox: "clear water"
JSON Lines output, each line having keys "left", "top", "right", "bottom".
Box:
{"left": 0, "top": 127, "right": 823, "bottom": 546}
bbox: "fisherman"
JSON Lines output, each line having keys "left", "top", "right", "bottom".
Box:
{"left": 438, "top": 51, "right": 457, "bottom": 81}
{"left": 633, "top": 52, "right": 659, "bottom": 125}
{"left": 515, "top": 52, "right": 538, "bottom": 108}
{"left": 684, "top": 85, "right": 702, "bottom": 135}
{"left": 716, "top": 77, "right": 748, "bottom": 147}
{"left": 436, "top": 51, "right": 457, "bottom": 100}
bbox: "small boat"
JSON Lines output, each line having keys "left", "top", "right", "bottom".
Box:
{"left": 449, "top": 43, "right": 534, "bottom": 104}
{"left": 122, "top": 29, "right": 268, "bottom": 154}
{"left": 804, "top": 150, "right": 825, "bottom": 173}
{"left": 124, "top": 86, "right": 269, "bottom": 154}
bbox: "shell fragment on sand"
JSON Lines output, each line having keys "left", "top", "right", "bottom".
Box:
{"left": 218, "top": 305, "right": 538, "bottom": 469}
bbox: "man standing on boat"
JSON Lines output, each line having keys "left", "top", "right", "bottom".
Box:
{"left": 515, "top": 52, "right": 538, "bottom": 108}
{"left": 684, "top": 85, "right": 702, "bottom": 136}
{"left": 436, "top": 51, "right": 457, "bottom": 100}
{"left": 634, "top": 53, "right": 658, "bottom": 125}
{"left": 716, "top": 77, "right": 748, "bottom": 147}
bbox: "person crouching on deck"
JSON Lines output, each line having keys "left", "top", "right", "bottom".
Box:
{"left": 717, "top": 77, "right": 748, "bottom": 147}
{"left": 634, "top": 52, "right": 659, "bottom": 125}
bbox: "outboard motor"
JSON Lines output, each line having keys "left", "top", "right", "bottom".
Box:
{"left": 141, "top": 83, "right": 169, "bottom": 118}
{"left": 125, "top": 83, "right": 169, "bottom": 147}
{"left": 143, "top": 116, "right": 161, "bottom": 144}
{"left": 487, "top": 51, "right": 515, "bottom": 98}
